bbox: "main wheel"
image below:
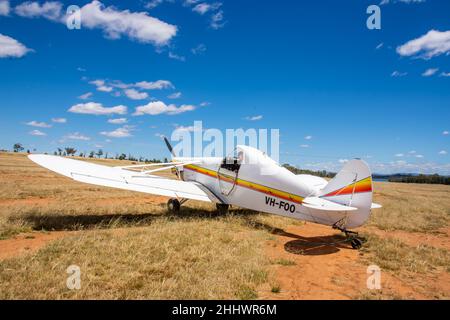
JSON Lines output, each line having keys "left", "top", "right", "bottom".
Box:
{"left": 350, "top": 238, "right": 363, "bottom": 250}
{"left": 216, "top": 203, "right": 229, "bottom": 215}
{"left": 167, "top": 199, "right": 181, "bottom": 213}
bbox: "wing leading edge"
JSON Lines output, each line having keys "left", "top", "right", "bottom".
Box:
{"left": 28, "top": 154, "right": 212, "bottom": 203}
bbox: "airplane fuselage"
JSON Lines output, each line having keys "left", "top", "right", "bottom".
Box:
{"left": 175, "top": 146, "right": 353, "bottom": 227}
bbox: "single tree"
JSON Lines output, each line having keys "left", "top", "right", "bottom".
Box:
{"left": 13, "top": 143, "right": 24, "bottom": 153}
{"left": 65, "top": 147, "right": 77, "bottom": 156}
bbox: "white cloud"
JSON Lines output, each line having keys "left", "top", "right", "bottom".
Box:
{"left": 338, "top": 159, "right": 348, "bottom": 164}
{"left": 184, "top": 0, "right": 201, "bottom": 6}
{"left": 66, "top": 132, "right": 90, "bottom": 141}
{"left": 73, "top": 1, "right": 177, "bottom": 46}
{"left": 135, "top": 80, "right": 174, "bottom": 90}
{"left": 68, "top": 102, "right": 127, "bottom": 115}
{"left": 422, "top": 68, "right": 439, "bottom": 77}
{"left": 395, "top": 153, "right": 404, "bottom": 157}
{"left": 245, "top": 115, "right": 263, "bottom": 121}
{"left": 52, "top": 118, "right": 66, "bottom": 123}
{"left": 174, "top": 125, "right": 198, "bottom": 133}
{"left": 415, "top": 154, "right": 424, "bottom": 158}
{"left": 300, "top": 144, "right": 309, "bottom": 148}
{"left": 78, "top": 92, "right": 93, "bottom": 100}
{"left": 145, "top": 0, "right": 165, "bottom": 9}
{"left": 375, "top": 42, "right": 383, "bottom": 50}
{"left": 0, "top": 33, "right": 31, "bottom": 58}
{"left": 391, "top": 71, "right": 408, "bottom": 77}
{"left": 440, "top": 72, "right": 450, "bottom": 77}
{"left": 191, "top": 43, "right": 206, "bottom": 55}
{"left": 29, "top": 129, "right": 46, "bottom": 136}
{"left": 210, "top": 10, "right": 224, "bottom": 29}
{"left": 100, "top": 126, "right": 133, "bottom": 138}
{"left": 396, "top": 29, "right": 450, "bottom": 59}
{"left": 192, "top": 3, "right": 221, "bottom": 15}
{"left": 109, "top": 80, "right": 131, "bottom": 89}
{"left": 90, "top": 79, "right": 105, "bottom": 86}
{"left": 0, "top": 0, "right": 10, "bottom": 16}
{"left": 124, "top": 88, "right": 149, "bottom": 100}
{"left": 192, "top": 3, "right": 209, "bottom": 15}
{"left": 15, "top": 1, "right": 63, "bottom": 21}
{"left": 408, "top": 150, "right": 417, "bottom": 154}
{"left": 304, "top": 135, "right": 312, "bottom": 140}
{"left": 97, "top": 85, "right": 112, "bottom": 92}
{"left": 89, "top": 80, "right": 113, "bottom": 92}
{"left": 200, "top": 101, "right": 210, "bottom": 107}
{"left": 168, "top": 51, "right": 186, "bottom": 61}
{"left": 168, "top": 92, "right": 182, "bottom": 99}
{"left": 443, "top": 131, "right": 449, "bottom": 135}
{"left": 84, "top": 80, "right": 113, "bottom": 92}
{"left": 108, "top": 118, "right": 127, "bottom": 124}
{"left": 394, "top": 160, "right": 407, "bottom": 165}
{"left": 26, "top": 120, "right": 52, "bottom": 128}
{"left": 438, "top": 150, "right": 447, "bottom": 155}
{"left": 133, "top": 101, "right": 195, "bottom": 116}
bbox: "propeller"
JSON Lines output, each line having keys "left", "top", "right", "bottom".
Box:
{"left": 163, "top": 136, "right": 176, "bottom": 157}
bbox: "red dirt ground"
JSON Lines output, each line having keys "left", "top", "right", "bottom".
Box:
{"left": 258, "top": 223, "right": 448, "bottom": 300}
{"left": 0, "top": 231, "right": 68, "bottom": 260}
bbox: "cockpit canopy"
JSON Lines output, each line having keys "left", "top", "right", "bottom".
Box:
{"left": 219, "top": 146, "right": 277, "bottom": 173}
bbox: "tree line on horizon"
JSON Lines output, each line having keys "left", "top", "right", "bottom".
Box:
{"left": 8, "top": 143, "right": 167, "bottom": 164}
{"left": 282, "top": 163, "right": 450, "bottom": 186}
{"left": 5, "top": 144, "right": 450, "bottom": 185}
{"left": 388, "top": 174, "right": 450, "bottom": 185}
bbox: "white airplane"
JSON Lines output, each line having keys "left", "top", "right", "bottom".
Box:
{"left": 28, "top": 137, "right": 381, "bottom": 249}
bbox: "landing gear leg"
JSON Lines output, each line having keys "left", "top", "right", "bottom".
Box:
{"left": 216, "top": 203, "right": 229, "bottom": 215}
{"left": 332, "top": 223, "right": 364, "bottom": 250}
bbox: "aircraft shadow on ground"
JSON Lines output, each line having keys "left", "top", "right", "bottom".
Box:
{"left": 14, "top": 207, "right": 352, "bottom": 255}
{"left": 237, "top": 215, "right": 353, "bottom": 256}
{"left": 15, "top": 207, "right": 245, "bottom": 232}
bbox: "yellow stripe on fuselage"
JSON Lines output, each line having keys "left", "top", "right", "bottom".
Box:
{"left": 184, "top": 164, "right": 304, "bottom": 204}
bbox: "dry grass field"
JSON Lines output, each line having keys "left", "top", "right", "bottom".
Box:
{"left": 0, "top": 152, "right": 449, "bottom": 300}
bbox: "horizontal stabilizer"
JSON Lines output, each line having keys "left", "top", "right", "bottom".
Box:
{"left": 302, "top": 196, "right": 358, "bottom": 212}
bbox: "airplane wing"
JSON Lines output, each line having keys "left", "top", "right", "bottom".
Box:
{"left": 28, "top": 154, "right": 212, "bottom": 203}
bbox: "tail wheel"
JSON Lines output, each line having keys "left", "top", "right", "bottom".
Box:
{"left": 216, "top": 203, "right": 229, "bottom": 215}
{"left": 167, "top": 198, "right": 181, "bottom": 213}
{"left": 350, "top": 238, "right": 363, "bottom": 250}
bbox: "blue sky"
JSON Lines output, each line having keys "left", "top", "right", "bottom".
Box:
{"left": 0, "top": 0, "right": 449, "bottom": 174}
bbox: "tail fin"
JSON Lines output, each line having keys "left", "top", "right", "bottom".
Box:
{"left": 319, "top": 159, "right": 374, "bottom": 228}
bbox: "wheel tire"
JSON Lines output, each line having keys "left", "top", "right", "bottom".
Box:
{"left": 216, "top": 203, "right": 229, "bottom": 215}
{"left": 351, "top": 238, "right": 363, "bottom": 250}
{"left": 167, "top": 199, "right": 181, "bottom": 213}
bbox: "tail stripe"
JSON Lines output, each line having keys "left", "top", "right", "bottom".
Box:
{"left": 321, "top": 176, "right": 372, "bottom": 198}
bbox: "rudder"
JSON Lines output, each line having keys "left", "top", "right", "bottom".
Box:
{"left": 319, "top": 159, "right": 373, "bottom": 228}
